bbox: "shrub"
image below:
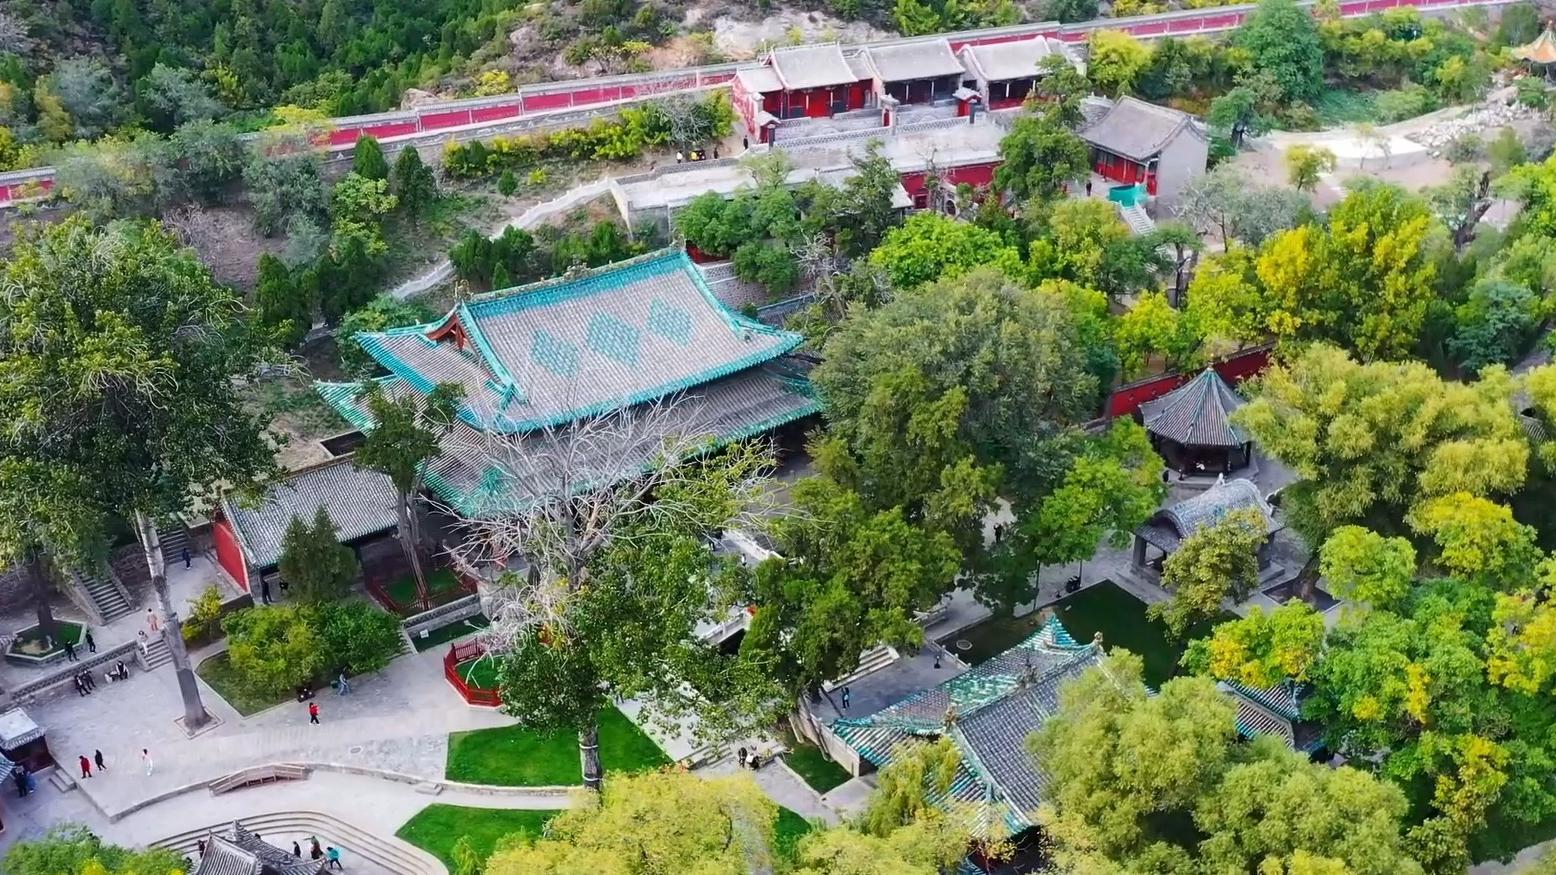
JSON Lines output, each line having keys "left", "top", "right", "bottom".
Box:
{"left": 1444, "top": 133, "right": 1484, "bottom": 164}
{"left": 1374, "top": 83, "right": 1435, "bottom": 123}
{"left": 183, "top": 585, "right": 225, "bottom": 644}
{"left": 316, "top": 600, "right": 405, "bottom": 676}
{"left": 223, "top": 603, "right": 325, "bottom": 697}
{"left": 498, "top": 169, "right": 518, "bottom": 196}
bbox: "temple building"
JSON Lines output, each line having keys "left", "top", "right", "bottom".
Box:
{"left": 1513, "top": 27, "right": 1556, "bottom": 79}
{"left": 956, "top": 38, "right": 1082, "bottom": 110}
{"left": 1079, "top": 96, "right": 1208, "bottom": 204}
{"left": 1131, "top": 476, "right": 1280, "bottom": 577}
{"left": 864, "top": 39, "right": 967, "bottom": 107}
{"left": 1138, "top": 368, "right": 1253, "bottom": 474}
{"left": 1222, "top": 679, "right": 1325, "bottom": 755}
{"left": 212, "top": 457, "right": 401, "bottom": 596}
{"left": 192, "top": 823, "right": 324, "bottom": 875}
{"left": 317, "top": 248, "right": 820, "bottom": 519}
{"left": 828, "top": 616, "right": 1103, "bottom": 837}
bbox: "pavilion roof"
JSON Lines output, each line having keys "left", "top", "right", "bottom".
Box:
{"left": 1134, "top": 476, "right": 1278, "bottom": 553}
{"left": 352, "top": 248, "right": 805, "bottom": 435}
{"left": 1514, "top": 28, "right": 1556, "bottom": 64}
{"left": 1079, "top": 96, "right": 1202, "bottom": 162}
{"left": 220, "top": 458, "right": 399, "bottom": 570}
{"left": 1138, "top": 368, "right": 1250, "bottom": 449}
{"left": 830, "top": 617, "right": 1102, "bottom": 831}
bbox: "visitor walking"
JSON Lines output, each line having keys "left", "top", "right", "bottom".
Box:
{"left": 840, "top": 686, "right": 851, "bottom": 711}
{"left": 145, "top": 608, "right": 161, "bottom": 636}
{"left": 325, "top": 846, "right": 343, "bottom": 870}
{"left": 137, "top": 631, "right": 150, "bottom": 658}
{"left": 310, "top": 837, "right": 323, "bottom": 860}
{"left": 78, "top": 755, "right": 92, "bottom": 779}
{"left": 308, "top": 701, "right": 320, "bottom": 725}
{"left": 141, "top": 748, "right": 153, "bottom": 776}
{"left": 63, "top": 637, "right": 78, "bottom": 661}
{"left": 336, "top": 671, "right": 349, "bottom": 695}
{"left": 737, "top": 747, "right": 747, "bottom": 769}
{"left": 85, "top": 630, "right": 96, "bottom": 653}
{"left": 181, "top": 547, "right": 191, "bottom": 568}
{"left": 1085, "top": 179, "right": 1093, "bottom": 197}
{"left": 292, "top": 842, "right": 302, "bottom": 858}
{"left": 73, "top": 674, "right": 88, "bottom": 697}
{"left": 94, "top": 749, "right": 106, "bottom": 772}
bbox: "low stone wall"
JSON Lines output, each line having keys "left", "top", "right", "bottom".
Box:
{"left": 10, "top": 640, "right": 137, "bottom": 705}
{"left": 402, "top": 593, "right": 482, "bottom": 641}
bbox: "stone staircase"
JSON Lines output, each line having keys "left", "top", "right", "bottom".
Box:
{"left": 142, "top": 635, "right": 173, "bottom": 670}
{"left": 154, "top": 810, "right": 443, "bottom": 875}
{"left": 159, "top": 525, "right": 191, "bottom": 563}
{"left": 1118, "top": 202, "right": 1156, "bottom": 236}
{"left": 823, "top": 645, "right": 900, "bottom": 692}
{"left": 75, "top": 566, "right": 134, "bottom": 623}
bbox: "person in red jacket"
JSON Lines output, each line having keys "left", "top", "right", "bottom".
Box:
{"left": 308, "top": 701, "right": 320, "bottom": 725}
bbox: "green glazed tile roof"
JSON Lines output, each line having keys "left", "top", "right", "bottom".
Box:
{"left": 830, "top": 617, "right": 1101, "bottom": 833}
{"left": 353, "top": 248, "right": 804, "bottom": 434}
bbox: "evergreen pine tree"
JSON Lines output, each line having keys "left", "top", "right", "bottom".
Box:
{"left": 277, "top": 507, "right": 360, "bottom": 604}
{"left": 352, "top": 135, "right": 390, "bottom": 181}
{"left": 490, "top": 261, "right": 513, "bottom": 291}
{"left": 393, "top": 146, "right": 438, "bottom": 221}
{"left": 254, "top": 253, "right": 311, "bottom": 348}
{"left": 498, "top": 169, "right": 518, "bottom": 196}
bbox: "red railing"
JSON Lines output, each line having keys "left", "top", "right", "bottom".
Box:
{"left": 444, "top": 640, "right": 502, "bottom": 707}
{"left": 363, "top": 558, "right": 478, "bottom": 616}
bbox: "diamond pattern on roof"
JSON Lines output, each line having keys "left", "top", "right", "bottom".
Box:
{"left": 586, "top": 312, "right": 642, "bottom": 366}
{"left": 531, "top": 329, "right": 579, "bottom": 378}
{"left": 647, "top": 299, "right": 695, "bottom": 346}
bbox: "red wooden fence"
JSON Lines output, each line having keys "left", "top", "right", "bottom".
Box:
{"left": 444, "top": 640, "right": 502, "bottom": 707}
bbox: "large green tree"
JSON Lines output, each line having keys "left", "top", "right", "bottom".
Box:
{"left": 865, "top": 213, "right": 1023, "bottom": 290}
{"left": 353, "top": 382, "right": 464, "bottom": 609}
{"left": 277, "top": 506, "right": 360, "bottom": 604}
{"left": 1234, "top": 0, "right": 1325, "bottom": 104}
{"left": 741, "top": 476, "right": 961, "bottom": 697}
{"left": 994, "top": 111, "right": 1091, "bottom": 205}
{"left": 0, "top": 216, "right": 279, "bottom": 730}
{"left": 1236, "top": 344, "right": 1527, "bottom": 543}
{"left": 3, "top": 825, "right": 184, "bottom": 875}
{"left": 813, "top": 267, "right": 1098, "bottom": 542}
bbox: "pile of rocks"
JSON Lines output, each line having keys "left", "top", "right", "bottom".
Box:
{"left": 1408, "top": 97, "right": 1540, "bottom": 154}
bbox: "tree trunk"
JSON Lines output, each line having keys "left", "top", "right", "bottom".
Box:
{"left": 397, "top": 490, "right": 430, "bottom": 610}
{"left": 134, "top": 510, "right": 208, "bottom": 731}
{"left": 578, "top": 719, "right": 603, "bottom": 792}
{"left": 26, "top": 549, "right": 57, "bottom": 645}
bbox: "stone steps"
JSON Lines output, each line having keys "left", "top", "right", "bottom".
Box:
{"left": 159, "top": 526, "right": 190, "bottom": 563}
{"left": 153, "top": 809, "right": 443, "bottom": 875}
{"left": 142, "top": 637, "right": 174, "bottom": 670}
{"left": 78, "top": 568, "right": 133, "bottom": 622}
{"left": 1118, "top": 202, "right": 1156, "bottom": 236}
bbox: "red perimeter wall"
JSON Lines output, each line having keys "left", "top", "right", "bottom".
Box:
{"left": 1105, "top": 345, "right": 1273, "bottom": 419}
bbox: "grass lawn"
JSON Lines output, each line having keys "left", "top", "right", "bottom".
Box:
{"left": 945, "top": 581, "right": 1232, "bottom": 687}
{"left": 455, "top": 657, "right": 501, "bottom": 691}
{"left": 447, "top": 705, "right": 669, "bottom": 786}
{"left": 782, "top": 739, "right": 851, "bottom": 794}
{"left": 196, "top": 652, "right": 290, "bottom": 717}
{"left": 410, "top": 614, "right": 491, "bottom": 652}
{"left": 395, "top": 803, "right": 557, "bottom": 868}
{"left": 384, "top": 568, "right": 465, "bottom": 611}
{"left": 774, "top": 807, "right": 814, "bottom": 862}
{"left": 1311, "top": 87, "right": 1382, "bottom": 127}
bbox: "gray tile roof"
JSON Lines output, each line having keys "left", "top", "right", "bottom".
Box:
{"left": 355, "top": 250, "right": 805, "bottom": 435}
{"left": 769, "top": 44, "right": 860, "bottom": 91}
{"left": 959, "top": 37, "right": 1072, "bottom": 82}
{"left": 865, "top": 39, "right": 966, "bottom": 82}
{"left": 1080, "top": 96, "right": 1201, "bottom": 162}
{"left": 1138, "top": 368, "right": 1250, "bottom": 449}
{"left": 221, "top": 459, "right": 399, "bottom": 570}
{"left": 195, "top": 824, "right": 323, "bottom": 875}
{"left": 1136, "top": 476, "right": 1277, "bottom": 552}
{"left": 830, "top": 617, "right": 1102, "bottom": 830}
{"left": 736, "top": 66, "right": 782, "bottom": 94}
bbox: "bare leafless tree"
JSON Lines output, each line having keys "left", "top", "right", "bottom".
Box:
{"left": 0, "top": 12, "right": 34, "bottom": 57}
{"left": 438, "top": 390, "right": 777, "bottom": 788}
